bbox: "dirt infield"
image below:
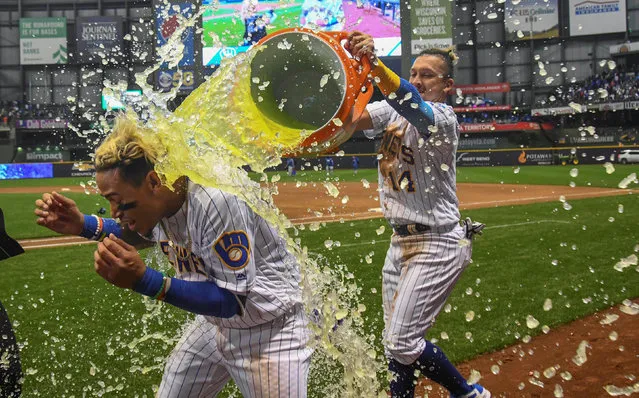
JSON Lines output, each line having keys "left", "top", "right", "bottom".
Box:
{"left": 8, "top": 181, "right": 639, "bottom": 396}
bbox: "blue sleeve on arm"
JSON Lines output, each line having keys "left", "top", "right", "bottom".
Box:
{"left": 80, "top": 215, "right": 123, "bottom": 240}
{"left": 165, "top": 279, "right": 240, "bottom": 318}
{"left": 385, "top": 79, "right": 435, "bottom": 134}
{"left": 133, "top": 267, "right": 240, "bottom": 318}
{"left": 101, "top": 218, "right": 121, "bottom": 239}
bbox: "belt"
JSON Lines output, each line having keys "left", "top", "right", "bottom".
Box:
{"left": 393, "top": 223, "right": 432, "bottom": 236}
{"left": 393, "top": 223, "right": 458, "bottom": 236}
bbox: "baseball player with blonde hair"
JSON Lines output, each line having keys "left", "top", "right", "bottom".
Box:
{"left": 34, "top": 114, "right": 312, "bottom": 397}
{"left": 345, "top": 32, "right": 490, "bottom": 398}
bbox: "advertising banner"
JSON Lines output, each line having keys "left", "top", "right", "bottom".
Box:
{"left": 156, "top": 69, "right": 195, "bottom": 92}
{"left": 531, "top": 105, "right": 587, "bottom": 115}
{"left": 569, "top": 0, "right": 626, "bottom": 36}
{"left": 76, "top": 16, "right": 124, "bottom": 63}
{"left": 610, "top": 42, "right": 639, "bottom": 55}
{"left": 453, "top": 83, "right": 511, "bottom": 94}
{"left": 15, "top": 150, "right": 70, "bottom": 163}
{"left": 626, "top": 101, "right": 639, "bottom": 110}
{"left": 53, "top": 162, "right": 96, "bottom": 178}
{"left": 557, "top": 127, "right": 637, "bottom": 146}
{"left": 16, "top": 119, "right": 69, "bottom": 129}
{"left": 155, "top": 2, "right": 194, "bottom": 67}
{"left": 597, "top": 102, "right": 625, "bottom": 111}
{"left": 409, "top": 0, "right": 453, "bottom": 55}
{"left": 460, "top": 122, "right": 543, "bottom": 133}
{"left": 504, "top": 0, "right": 559, "bottom": 41}
{"left": 0, "top": 163, "right": 53, "bottom": 180}
{"left": 20, "top": 18, "right": 67, "bottom": 65}
{"left": 454, "top": 105, "right": 512, "bottom": 113}
{"left": 455, "top": 148, "right": 621, "bottom": 166}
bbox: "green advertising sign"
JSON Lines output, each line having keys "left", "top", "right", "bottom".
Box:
{"left": 20, "top": 18, "right": 68, "bottom": 65}
{"left": 409, "top": 0, "right": 453, "bottom": 55}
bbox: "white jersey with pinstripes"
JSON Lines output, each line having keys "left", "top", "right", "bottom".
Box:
{"left": 151, "top": 181, "right": 302, "bottom": 329}
{"left": 365, "top": 100, "right": 461, "bottom": 228}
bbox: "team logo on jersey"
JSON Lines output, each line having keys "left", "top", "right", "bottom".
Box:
{"left": 213, "top": 231, "right": 251, "bottom": 270}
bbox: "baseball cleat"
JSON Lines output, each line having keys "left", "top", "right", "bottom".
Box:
{"left": 453, "top": 384, "right": 491, "bottom": 398}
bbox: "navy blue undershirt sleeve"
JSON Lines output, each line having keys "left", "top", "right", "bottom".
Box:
{"left": 384, "top": 78, "right": 436, "bottom": 136}
{"left": 133, "top": 267, "right": 240, "bottom": 318}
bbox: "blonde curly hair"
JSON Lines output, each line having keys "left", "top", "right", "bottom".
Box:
{"left": 417, "top": 45, "right": 458, "bottom": 78}
{"left": 94, "top": 113, "right": 164, "bottom": 185}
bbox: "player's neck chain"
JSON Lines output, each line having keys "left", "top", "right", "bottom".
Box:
{"left": 159, "top": 183, "right": 193, "bottom": 262}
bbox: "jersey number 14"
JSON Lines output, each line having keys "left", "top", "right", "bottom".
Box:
{"left": 387, "top": 170, "right": 415, "bottom": 192}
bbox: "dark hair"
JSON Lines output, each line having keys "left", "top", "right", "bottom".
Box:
{"left": 418, "top": 46, "right": 458, "bottom": 79}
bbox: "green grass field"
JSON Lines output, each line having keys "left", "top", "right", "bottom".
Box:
{"left": 0, "top": 166, "right": 638, "bottom": 396}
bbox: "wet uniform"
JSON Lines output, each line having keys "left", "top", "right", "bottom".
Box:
{"left": 365, "top": 99, "right": 472, "bottom": 365}
{"left": 155, "top": 181, "right": 312, "bottom": 397}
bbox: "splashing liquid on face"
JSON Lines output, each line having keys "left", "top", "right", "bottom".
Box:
{"left": 114, "top": 8, "right": 385, "bottom": 397}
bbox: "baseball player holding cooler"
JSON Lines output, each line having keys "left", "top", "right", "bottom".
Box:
{"left": 34, "top": 115, "right": 312, "bottom": 397}
{"left": 346, "top": 32, "right": 490, "bottom": 398}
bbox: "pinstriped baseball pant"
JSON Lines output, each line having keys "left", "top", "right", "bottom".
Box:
{"left": 382, "top": 224, "right": 472, "bottom": 365}
{"left": 158, "top": 304, "right": 312, "bottom": 398}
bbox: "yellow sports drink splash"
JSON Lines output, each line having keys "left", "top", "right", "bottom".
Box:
{"left": 125, "top": 27, "right": 385, "bottom": 397}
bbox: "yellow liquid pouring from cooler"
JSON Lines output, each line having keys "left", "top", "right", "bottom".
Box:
{"left": 130, "top": 45, "right": 385, "bottom": 396}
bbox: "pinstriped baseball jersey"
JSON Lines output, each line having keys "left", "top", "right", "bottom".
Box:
{"left": 152, "top": 181, "right": 302, "bottom": 329}
{"left": 151, "top": 181, "right": 312, "bottom": 397}
{"left": 365, "top": 100, "right": 461, "bottom": 228}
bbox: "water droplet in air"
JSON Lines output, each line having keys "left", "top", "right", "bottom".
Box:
{"left": 600, "top": 314, "right": 619, "bottom": 325}
{"left": 319, "top": 74, "right": 330, "bottom": 88}
{"left": 560, "top": 371, "right": 572, "bottom": 381}
{"left": 544, "top": 366, "right": 557, "bottom": 379}
{"left": 609, "top": 331, "right": 618, "bottom": 341}
{"left": 376, "top": 226, "right": 385, "bottom": 235}
{"left": 572, "top": 340, "right": 589, "bottom": 366}
{"left": 604, "top": 162, "right": 615, "bottom": 174}
{"left": 465, "top": 311, "right": 475, "bottom": 322}
{"left": 526, "top": 315, "right": 540, "bottom": 329}
{"left": 514, "top": 167, "right": 520, "bottom": 174}
{"left": 568, "top": 102, "right": 582, "bottom": 112}
{"left": 554, "top": 384, "right": 564, "bottom": 397}
{"left": 491, "top": 365, "right": 500, "bottom": 374}
{"left": 440, "top": 164, "right": 450, "bottom": 172}
{"left": 569, "top": 168, "right": 578, "bottom": 177}
{"left": 487, "top": 12, "right": 498, "bottom": 19}
{"left": 543, "top": 298, "right": 552, "bottom": 311}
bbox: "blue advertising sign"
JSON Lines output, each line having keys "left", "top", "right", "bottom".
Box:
{"left": 76, "top": 16, "right": 124, "bottom": 63}
{"left": 155, "top": 2, "right": 195, "bottom": 67}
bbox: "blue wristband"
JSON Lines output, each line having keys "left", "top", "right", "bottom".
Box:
{"left": 132, "top": 267, "right": 164, "bottom": 298}
{"left": 80, "top": 214, "right": 122, "bottom": 241}
{"left": 80, "top": 215, "right": 98, "bottom": 239}
{"left": 100, "top": 218, "right": 122, "bottom": 240}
